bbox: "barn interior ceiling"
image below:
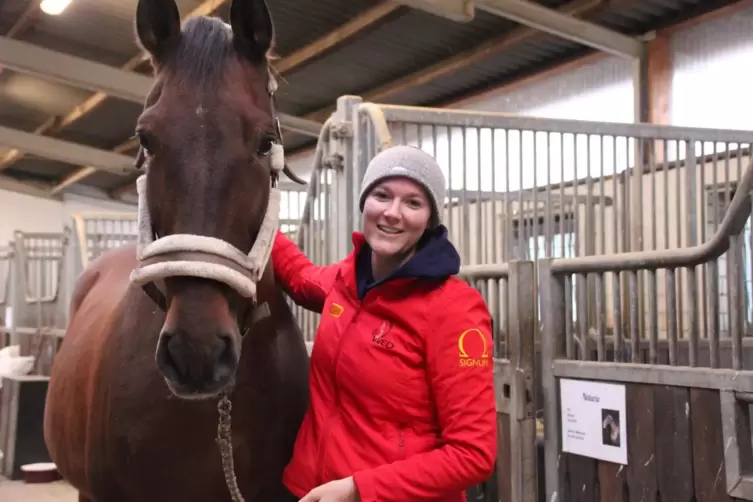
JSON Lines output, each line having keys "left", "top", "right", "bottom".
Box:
{"left": 0, "top": 0, "right": 740, "bottom": 203}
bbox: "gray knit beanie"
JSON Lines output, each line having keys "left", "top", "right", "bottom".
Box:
{"left": 358, "top": 145, "right": 446, "bottom": 228}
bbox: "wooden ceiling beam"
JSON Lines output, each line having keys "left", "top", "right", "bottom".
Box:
{"left": 300, "top": 0, "right": 605, "bottom": 124}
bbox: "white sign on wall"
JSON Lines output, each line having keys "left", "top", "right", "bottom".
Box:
{"left": 559, "top": 378, "right": 627, "bottom": 465}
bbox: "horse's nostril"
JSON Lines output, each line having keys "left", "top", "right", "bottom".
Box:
{"left": 163, "top": 331, "right": 192, "bottom": 376}
{"left": 155, "top": 330, "right": 181, "bottom": 379}
{"left": 217, "top": 334, "right": 234, "bottom": 360}
{"left": 214, "top": 334, "right": 237, "bottom": 383}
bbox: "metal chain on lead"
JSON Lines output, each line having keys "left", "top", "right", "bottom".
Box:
{"left": 216, "top": 391, "right": 246, "bottom": 502}
{"left": 213, "top": 69, "right": 280, "bottom": 502}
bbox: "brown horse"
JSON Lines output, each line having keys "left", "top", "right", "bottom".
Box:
{"left": 43, "top": 1, "right": 310, "bottom": 500}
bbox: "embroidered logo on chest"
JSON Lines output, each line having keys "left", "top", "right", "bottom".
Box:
{"left": 371, "top": 321, "right": 394, "bottom": 350}
{"left": 328, "top": 303, "right": 344, "bottom": 318}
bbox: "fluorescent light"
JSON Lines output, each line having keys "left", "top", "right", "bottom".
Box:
{"left": 40, "top": 0, "right": 72, "bottom": 15}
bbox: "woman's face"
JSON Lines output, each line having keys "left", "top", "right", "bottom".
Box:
{"left": 362, "top": 177, "right": 432, "bottom": 259}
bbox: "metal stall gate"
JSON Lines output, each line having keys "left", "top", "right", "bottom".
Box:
{"left": 539, "top": 153, "right": 753, "bottom": 501}
{"left": 0, "top": 214, "right": 143, "bottom": 376}
{"left": 68, "top": 212, "right": 140, "bottom": 273}
{"left": 0, "top": 245, "right": 11, "bottom": 346}
{"left": 0, "top": 231, "right": 68, "bottom": 376}
{"left": 293, "top": 94, "right": 753, "bottom": 501}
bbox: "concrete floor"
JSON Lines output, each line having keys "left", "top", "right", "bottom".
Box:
{"left": 0, "top": 475, "right": 77, "bottom": 501}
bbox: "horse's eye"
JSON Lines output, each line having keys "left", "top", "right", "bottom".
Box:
{"left": 258, "top": 136, "right": 275, "bottom": 156}
{"left": 136, "top": 131, "right": 152, "bottom": 155}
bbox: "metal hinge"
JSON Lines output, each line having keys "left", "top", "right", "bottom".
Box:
{"left": 322, "top": 153, "right": 344, "bottom": 171}
{"left": 330, "top": 121, "right": 353, "bottom": 139}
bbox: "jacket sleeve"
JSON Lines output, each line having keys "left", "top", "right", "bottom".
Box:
{"left": 352, "top": 286, "right": 498, "bottom": 501}
{"left": 271, "top": 230, "right": 342, "bottom": 313}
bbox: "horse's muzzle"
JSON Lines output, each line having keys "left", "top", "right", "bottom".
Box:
{"left": 155, "top": 324, "right": 240, "bottom": 398}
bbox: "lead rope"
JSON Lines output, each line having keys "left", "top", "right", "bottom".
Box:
{"left": 217, "top": 391, "right": 245, "bottom": 502}
{"left": 214, "top": 69, "right": 283, "bottom": 502}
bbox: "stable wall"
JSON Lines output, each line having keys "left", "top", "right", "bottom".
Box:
{"left": 0, "top": 188, "right": 136, "bottom": 246}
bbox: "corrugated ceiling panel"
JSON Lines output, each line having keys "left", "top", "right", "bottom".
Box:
{"left": 79, "top": 169, "right": 133, "bottom": 191}
{"left": 386, "top": 39, "right": 589, "bottom": 106}
{"left": 232, "top": 0, "right": 387, "bottom": 57}
{"left": 276, "top": 8, "right": 526, "bottom": 113}
{"left": 0, "top": 0, "right": 745, "bottom": 191}
{"left": 6, "top": 158, "right": 74, "bottom": 182}
{"left": 54, "top": 99, "right": 143, "bottom": 151}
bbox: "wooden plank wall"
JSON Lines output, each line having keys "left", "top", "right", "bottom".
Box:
{"left": 555, "top": 383, "right": 745, "bottom": 501}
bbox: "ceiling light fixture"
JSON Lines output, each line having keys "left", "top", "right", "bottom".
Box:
{"left": 40, "top": 0, "right": 72, "bottom": 15}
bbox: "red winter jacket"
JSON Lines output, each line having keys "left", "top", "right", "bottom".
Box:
{"left": 273, "top": 226, "right": 497, "bottom": 501}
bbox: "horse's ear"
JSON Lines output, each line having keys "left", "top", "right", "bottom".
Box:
{"left": 230, "top": 0, "right": 275, "bottom": 63}
{"left": 135, "top": 0, "right": 181, "bottom": 60}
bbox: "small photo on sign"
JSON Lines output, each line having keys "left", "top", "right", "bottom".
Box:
{"left": 601, "top": 409, "right": 621, "bottom": 448}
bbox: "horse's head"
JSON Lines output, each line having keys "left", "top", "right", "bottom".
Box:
{"left": 129, "top": 0, "right": 303, "bottom": 399}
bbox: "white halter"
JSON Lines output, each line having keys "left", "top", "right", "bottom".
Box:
{"left": 129, "top": 74, "right": 285, "bottom": 305}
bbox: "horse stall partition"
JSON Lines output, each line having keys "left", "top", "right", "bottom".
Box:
{"left": 538, "top": 150, "right": 753, "bottom": 501}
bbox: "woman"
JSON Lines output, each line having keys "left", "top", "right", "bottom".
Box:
{"left": 272, "top": 145, "right": 497, "bottom": 502}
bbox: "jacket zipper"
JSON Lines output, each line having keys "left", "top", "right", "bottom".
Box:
{"left": 315, "top": 304, "right": 361, "bottom": 485}
{"left": 398, "top": 430, "right": 405, "bottom": 460}
{"left": 314, "top": 282, "right": 379, "bottom": 485}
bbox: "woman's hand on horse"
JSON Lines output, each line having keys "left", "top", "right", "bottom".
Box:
{"left": 298, "top": 476, "right": 361, "bottom": 502}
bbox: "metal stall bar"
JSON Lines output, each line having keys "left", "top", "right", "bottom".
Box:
{"left": 369, "top": 103, "right": 753, "bottom": 346}
{"left": 0, "top": 245, "right": 12, "bottom": 347}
